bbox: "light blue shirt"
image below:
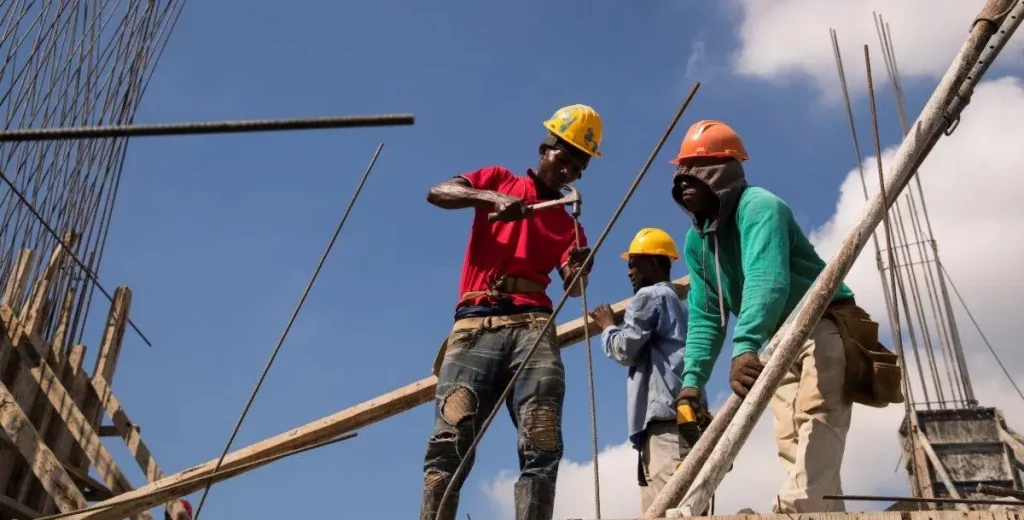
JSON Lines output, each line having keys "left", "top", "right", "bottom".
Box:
{"left": 600, "top": 281, "right": 689, "bottom": 449}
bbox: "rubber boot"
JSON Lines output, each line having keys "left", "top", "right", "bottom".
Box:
{"left": 419, "top": 486, "right": 459, "bottom": 520}
{"left": 513, "top": 479, "right": 556, "bottom": 520}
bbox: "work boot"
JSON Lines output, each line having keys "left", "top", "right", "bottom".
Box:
{"left": 514, "top": 479, "right": 556, "bottom": 520}
{"left": 419, "top": 487, "right": 459, "bottom": 520}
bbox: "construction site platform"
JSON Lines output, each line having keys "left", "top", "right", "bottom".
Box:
{"left": 597, "top": 512, "right": 1023, "bottom": 520}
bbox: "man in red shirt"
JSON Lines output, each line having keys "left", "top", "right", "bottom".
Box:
{"left": 419, "top": 104, "right": 603, "bottom": 520}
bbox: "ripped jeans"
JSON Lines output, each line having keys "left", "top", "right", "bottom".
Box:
{"left": 419, "top": 317, "right": 565, "bottom": 520}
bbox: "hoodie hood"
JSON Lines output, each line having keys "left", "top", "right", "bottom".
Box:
{"left": 671, "top": 160, "right": 748, "bottom": 329}
{"left": 671, "top": 160, "right": 748, "bottom": 235}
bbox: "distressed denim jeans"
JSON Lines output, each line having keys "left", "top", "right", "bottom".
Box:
{"left": 419, "top": 318, "right": 565, "bottom": 520}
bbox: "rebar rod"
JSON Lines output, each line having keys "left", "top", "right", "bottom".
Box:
{"left": 0, "top": 113, "right": 415, "bottom": 141}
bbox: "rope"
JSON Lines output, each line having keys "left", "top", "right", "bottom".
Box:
{"left": 434, "top": 81, "right": 701, "bottom": 519}
{"left": 191, "top": 143, "right": 384, "bottom": 520}
{"left": 572, "top": 211, "right": 601, "bottom": 519}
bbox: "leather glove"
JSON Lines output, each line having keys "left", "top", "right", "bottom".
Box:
{"left": 729, "top": 352, "right": 764, "bottom": 398}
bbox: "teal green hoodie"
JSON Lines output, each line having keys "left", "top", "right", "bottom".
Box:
{"left": 671, "top": 160, "right": 855, "bottom": 390}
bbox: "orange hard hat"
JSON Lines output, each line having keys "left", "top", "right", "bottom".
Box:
{"left": 669, "top": 119, "right": 749, "bottom": 164}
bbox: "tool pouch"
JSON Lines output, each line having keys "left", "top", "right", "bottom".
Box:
{"left": 825, "top": 302, "right": 905, "bottom": 407}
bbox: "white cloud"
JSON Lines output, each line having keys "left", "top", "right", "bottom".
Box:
{"left": 482, "top": 76, "right": 1024, "bottom": 518}
{"left": 481, "top": 441, "right": 640, "bottom": 520}
{"left": 730, "top": 0, "right": 1024, "bottom": 96}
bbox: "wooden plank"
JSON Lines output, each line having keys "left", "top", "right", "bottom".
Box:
{"left": 0, "top": 377, "right": 86, "bottom": 513}
{"left": 89, "top": 374, "right": 191, "bottom": 520}
{"left": 0, "top": 307, "right": 153, "bottom": 520}
{"left": 1, "top": 250, "right": 34, "bottom": 311}
{"left": 916, "top": 432, "right": 969, "bottom": 512}
{"left": 44, "top": 345, "right": 86, "bottom": 516}
{"left": 50, "top": 346, "right": 86, "bottom": 469}
{"left": 73, "top": 277, "right": 693, "bottom": 519}
{"left": 49, "top": 284, "right": 75, "bottom": 363}
{"left": 92, "top": 286, "right": 130, "bottom": 388}
{"left": 11, "top": 234, "right": 79, "bottom": 510}
{"left": 0, "top": 249, "right": 35, "bottom": 495}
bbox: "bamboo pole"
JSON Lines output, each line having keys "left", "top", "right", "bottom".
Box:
{"left": 647, "top": 1, "right": 1022, "bottom": 516}
{"left": 59, "top": 278, "right": 690, "bottom": 520}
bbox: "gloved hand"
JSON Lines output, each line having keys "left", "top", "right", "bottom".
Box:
{"left": 729, "top": 352, "right": 764, "bottom": 398}
{"left": 678, "top": 387, "right": 713, "bottom": 429}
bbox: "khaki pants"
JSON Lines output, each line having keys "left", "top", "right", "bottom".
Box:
{"left": 639, "top": 421, "right": 680, "bottom": 513}
{"left": 769, "top": 318, "right": 852, "bottom": 514}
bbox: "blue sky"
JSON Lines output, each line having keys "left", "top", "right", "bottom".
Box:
{"left": 73, "top": 1, "right": 1024, "bottom": 518}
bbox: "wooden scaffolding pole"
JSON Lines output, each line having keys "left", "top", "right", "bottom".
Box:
{"left": 62, "top": 278, "right": 691, "bottom": 520}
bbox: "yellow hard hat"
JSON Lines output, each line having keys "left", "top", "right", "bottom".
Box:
{"left": 620, "top": 228, "right": 680, "bottom": 261}
{"left": 543, "top": 104, "right": 603, "bottom": 158}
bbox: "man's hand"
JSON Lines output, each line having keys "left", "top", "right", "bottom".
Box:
{"left": 490, "top": 193, "right": 531, "bottom": 222}
{"left": 589, "top": 303, "right": 617, "bottom": 330}
{"left": 729, "top": 352, "right": 764, "bottom": 398}
{"left": 566, "top": 246, "right": 593, "bottom": 275}
{"left": 676, "top": 387, "right": 709, "bottom": 423}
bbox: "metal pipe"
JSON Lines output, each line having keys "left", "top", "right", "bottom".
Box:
{"left": 0, "top": 113, "right": 415, "bottom": 142}
{"left": 644, "top": 2, "right": 1017, "bottom": 516}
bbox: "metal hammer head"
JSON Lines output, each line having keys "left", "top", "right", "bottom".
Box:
{"left": 561, "top": 185, "right": 582, "bottom": 217}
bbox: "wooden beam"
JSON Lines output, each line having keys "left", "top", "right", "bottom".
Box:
{"left": 12, "top": 233, "right": 79, "bottom": 510}
{"left": 89, "top": 376, "right": 191, "bottom": 520}
{"left": 92, "top": 286, "right": 130, "bottom": 387}
{"left": 0, "top": 377, "right": 86, "bottom": 513}
{"left": 50, "top": 345, "right": 86, "bottom": 468}
{"left": 43, "top": 344, "right": 85, "bottom": 517}
{"left": 0, "top": 249, "right": 35, "bottom": 494}
{"left": 1, "top": 250, "right": 35, "bottom": 311}
{"left": 0, "top": 306, "right": 153, "bottom": 520}
{"left": 71, "top": 277, "right": 692, "bottom": 519}
{"left": 915, "top": 432, "right": 969, "bottom": 512}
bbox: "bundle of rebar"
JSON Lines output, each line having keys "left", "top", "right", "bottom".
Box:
{"left": 0, "top": 0, "right": 185, "bottom": 355}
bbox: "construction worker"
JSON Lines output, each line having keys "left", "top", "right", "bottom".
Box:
{"left": 669, "top": 120, "right": 864, "bottom": 514}
{"left": 589, "top": 228, "right": 710, "bottom": 513}
{"left": 419, "top": 104, "right": 602, "bottom": 520}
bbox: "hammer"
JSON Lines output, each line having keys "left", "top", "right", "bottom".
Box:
{"left": 487, "top": 185, "right": 581, "bottom": 222}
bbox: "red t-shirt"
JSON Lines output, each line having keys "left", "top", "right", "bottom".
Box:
{"left": 454, "top": 166, "right": 588, "bottom": 312}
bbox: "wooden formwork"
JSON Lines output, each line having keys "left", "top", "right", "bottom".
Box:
{"left": 0, "top": 237, "right": 189, "bottom": 519}
{"left": 899, "top": 407, "right": 1024, "bottom": 512}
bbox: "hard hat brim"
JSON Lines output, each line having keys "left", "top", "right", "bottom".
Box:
{"left": 620, "top": 252, "right": 680, "bottom": 261}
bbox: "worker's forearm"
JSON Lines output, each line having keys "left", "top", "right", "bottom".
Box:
{"left": 426, "top": 182, "right": 502, "bottom": 210}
